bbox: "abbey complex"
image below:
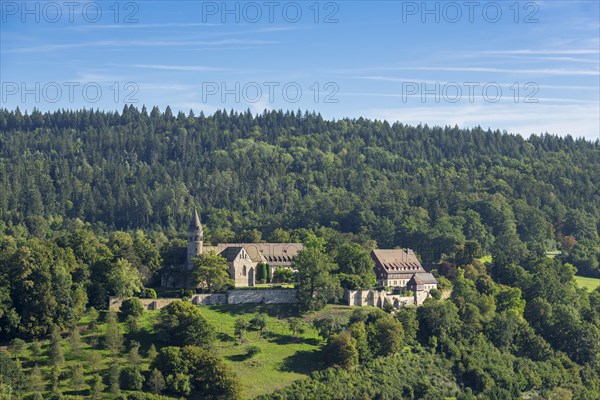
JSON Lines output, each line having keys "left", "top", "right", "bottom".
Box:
{"left": 162, "top": 210, "right": 438, "bottom": 303}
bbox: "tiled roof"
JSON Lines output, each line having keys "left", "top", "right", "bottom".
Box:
{"left": 371, "top": 249, "right": 424, "bottom": 272}
{"left": 219, "top": 246, "right": 244, "bottom": 262}
{"left": 214, "top": 243, "right": 304, "bottom": 264}
{"left": 408, "top": 272, "right": 438, "bottom": 285}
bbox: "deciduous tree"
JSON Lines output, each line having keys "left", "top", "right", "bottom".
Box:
{"left": 191, "top": 251, "right": 233, "bottom": 292}
{"left": 295, "top": 247, "right": 342, "bottom": 312}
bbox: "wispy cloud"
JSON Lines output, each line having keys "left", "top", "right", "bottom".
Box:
{"left": 128, "top": 64, "right": 226, "bottom": 72}
{"left": 69, "top": 22, "right": 220, "bottom": 30}
{"left": 495, "top": 55, "right": 600, "bottom": 64}
{"left": 352, "top": 76, "right": 600, "bottom": 92}
{"left": 481, "top": 49, "right": 599, "bottom": 55}
{"left": 137, "top": 83, "right": 195, "bottom": 91}
{"left": 339, "top": 91, "right": 595, "bottom": 105}
{"left": 374, "top": 66, "right": 599, "bottom": 77}
{"left": 4, "top": 39, "right": 278, "bottom": 53}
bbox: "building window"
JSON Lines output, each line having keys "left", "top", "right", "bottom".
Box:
{"left": 242, "top": 266, "right": 247, "bottom": 276}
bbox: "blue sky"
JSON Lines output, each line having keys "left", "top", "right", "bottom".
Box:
{"left": 1, "top": 0, "right": 599, "bottom": 139}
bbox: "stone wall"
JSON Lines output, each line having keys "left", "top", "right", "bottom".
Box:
{"left": 227, "top": 289, "right": 296, "bottom": 304}
{"left": 109, "top": 297, "right": 180, "bottom": 311}
{"left": 345, "top": 289, "right": 433, "bottom": 308}
{"left": 192, "top": 293, "right": 227, "bottom": 305}
{"left": 109, "top": 288, "right": 296, "bottom": 311}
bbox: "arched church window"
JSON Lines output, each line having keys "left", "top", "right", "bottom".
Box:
{"left": 242, "top": 266, "right": 247, "bottom": 276}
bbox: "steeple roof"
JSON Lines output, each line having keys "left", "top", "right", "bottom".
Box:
{"left": 189, "top": 208, "right": 203, "bottom": 232}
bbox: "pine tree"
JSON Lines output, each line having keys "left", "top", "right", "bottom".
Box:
{"left": 146, "top": 343, "right": 158, "bottom": 361}
{"left": 87, "top": 307, "right": 99, "bottom": 331}
{"left": 50, "top": 364, "right": 61, "bottom": 393}
{"left": 70, "top": 327, "right": 82, "bottom": 357}
{"left": 49, "top": 325, "right": 64, "bottom": 367}
{"left": 147, "top": 368, "right": 165, "bottom": 394}
{"left": 86, "top": 351, "right": 102, "bottom": 373}
{"left": 91, "top": 375, "right": 104, "bottom": 399}
{"left": 30, "top": 341, "right": 42, "bottom": 362}
{"left": 105, "top": 311, "right": 123, "bottom": 356}
{"left": 109, "top": 361, "right": 121, "bottom": 396}
{"left": 28, "top": 364, "right": 43, "bottom": 393}
{"left": 128, "top": 341, "right": 142, "bottom": 365}
{"left": 70, "top": 363, "right": 85, "bottom": 391}
{"left": 123, "top": 365, "right": 144, "bottom": 390}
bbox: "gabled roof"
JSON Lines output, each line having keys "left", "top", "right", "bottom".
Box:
{"left": 214, "top": 243, "right": 303, "bottom": 264}
{"left": 408, "top": 272, "right": 438, "bottom": 286}
{"left": 220, "top": 246, "right": 244, "bottom": 262}
{"left": 371, "top": 249, "right": 423, "bottom": 272}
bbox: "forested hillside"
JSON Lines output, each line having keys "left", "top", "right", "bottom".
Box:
{"left": 1, "top": 106, "right": 599, "bottom": 274}
{"left": 1, "top": 106, "right": 600, "bottom": 399}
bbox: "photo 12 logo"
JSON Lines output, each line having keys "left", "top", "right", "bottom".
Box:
{"left": 1, "top": 82, "right": 140, "bottom": 104}
{"left": 202, "top": 81, "right": 339, "bottom": 104}
{"left": 401, "top": 81, "right": 539, "bottom": 103}
{"left": 401, "top": 1, "right": 539, "bottom": 23}
{"left": 1, "top": 1, "right": 140, "bottom": 24}
{"left": 200, "top": 1, "right": 339, "bottom": 23}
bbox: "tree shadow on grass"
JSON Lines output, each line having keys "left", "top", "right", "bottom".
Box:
{"left": 226, "top": 352, "right": 253, "bottom": 362}
{"left": 125, "top": 323, "right": 162, "bottom": 354}
{"left": 279, "top": 349, "right": 324, "bottom": 374}
{"left": 217, "top": 332, "right": 235, "bottom": 342}
{"left": 267, "top": 332, "right": 321, "bottom": 346}
{"left": 62, "top": 389, "right": 90, "bottom": 398}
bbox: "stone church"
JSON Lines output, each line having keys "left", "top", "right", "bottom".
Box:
{"left": 162, "top": 209, "right": 303, "bottom": 288}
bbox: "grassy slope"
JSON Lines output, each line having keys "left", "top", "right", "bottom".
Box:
{"left": 201, "top": 304, "right": 359, "bottom": 398}
{"left": 574, "top": 275, "right": 600, "bottom": 292}
{"left": 8, "top": 304, "right": 358, "bottom": 400}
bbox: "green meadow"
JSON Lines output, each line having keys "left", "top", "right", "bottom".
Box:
{"left": 6, "top": 304, "right": 358, "bottom": 399}
{"left": 574, "top": 275, "right": 600, "bottom": 292}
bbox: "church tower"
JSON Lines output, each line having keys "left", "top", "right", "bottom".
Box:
{"left": 187, "top": 208, "right": 203, "bottom": 269}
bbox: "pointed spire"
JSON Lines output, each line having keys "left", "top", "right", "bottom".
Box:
{"left": 189, "top": 207, "right": 202, "bottom": 232}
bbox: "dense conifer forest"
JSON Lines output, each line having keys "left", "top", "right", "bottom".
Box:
{"left": 0, "top": 106, "right": 599, "bottom": 399}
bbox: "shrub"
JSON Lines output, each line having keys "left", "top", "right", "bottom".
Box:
{"left": 313, "top": 317, "right": 344, "bottom": 340}
{"left": 235, "top": 318, "right": 250, "bottom": 342}
{"left": 246, "top": 345, "right": 261, "bottom": 357}
{"left": 141, "top": 288, "right": 157, "bottom": 299}
{"left": 250, "top": 313, "right": 267, "bottom": 336}
{"left": 9, "top": 338, "right": 26, "bottom": 354}
{"left": 120, "top": 297, "right": 144, "bottom": 320}
{"left": 273, "top": 268, "right": 294, "bottom": 283}
{"left": 429, "top": 289, "right": 442, "bottom": 300}
{"left": 179, "top": 289, "right": 195, "bottom": 299}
